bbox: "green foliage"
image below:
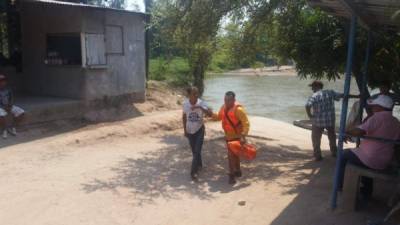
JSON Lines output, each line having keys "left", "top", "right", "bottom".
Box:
{"left": 150, "top": 0, "right": 246, "bottom": 95}
{"left": 150, "top": 0, "right": 400, "bottom": 94}
{"left": 251, "top": 61, "right": 265, "bottom": 69}
{"left": 270, "top": 5, "right": 348, "bottom": 80}
{"left": 208, "top": 33, "right": 241, "bottom": 72}
{"left": 367, "top": 32, "right": 400, "bottom": 90}
{"left": 208, "top": 50, "right": 236, "bottom": 72}
{"left": 0, "top": 13, "right": 9, "bottom": 58}
{"left": 241, "top": 0, "right": 400, "bottom": 92}
{"left": 230, "top": 21, "right": 270, "bottom": 67}
{"left": 149, "top": 57, "right": 191, "bottom": 87}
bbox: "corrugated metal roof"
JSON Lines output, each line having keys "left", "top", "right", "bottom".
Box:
{"left": 307, "top": 0, "right": 400, "bottom": 30}
{"left": 20, "top": 0, "right": 147, "bottom": 15}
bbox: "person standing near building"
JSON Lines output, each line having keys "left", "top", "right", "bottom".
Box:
{"left": 0, "top": 74, "right": 24, "bottom": 139}
{"left": 182, "top": 86, "right": 212, "bottom": 182}
{"left": 213, "top": 91, "right": 250, "bottom": 184}
{"left": 305, "top": 81, "right": 358, "bottom": 161}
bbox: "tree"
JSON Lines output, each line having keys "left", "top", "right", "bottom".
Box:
{"left": 243, "top": 0, "right": 400, "bottom": 93}
{"left": 151, "top": 0, "right": 400, "bottom": 95}
{"left": 151, "top": 0, "right": 245, "bottom": 95}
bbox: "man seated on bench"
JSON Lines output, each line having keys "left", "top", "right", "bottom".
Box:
{"left": 0, "top": 74, "right": 25, "bottom": 139}
{"left": 338, "top": 95, "right": 400, "bottom": 199}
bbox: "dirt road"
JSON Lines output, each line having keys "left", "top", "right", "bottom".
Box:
{"left": 0, "top": 112, "right": 387, "bottom": 225}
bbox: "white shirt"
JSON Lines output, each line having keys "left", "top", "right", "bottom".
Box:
{"left": 183, "top": 98, "right": 208, "bottom": 134}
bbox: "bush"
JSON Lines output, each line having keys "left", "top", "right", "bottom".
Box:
{"left": 251, "top": 61, "right": 265, "bottom": 69}
{"left": 149, "top": 57, "right": 191, "bottom": 86}
{"left": 149, "top": 58, "right": 168, "bottom": 81}
{"left": 208, "top": 50, "right": 237, "bottom": 73}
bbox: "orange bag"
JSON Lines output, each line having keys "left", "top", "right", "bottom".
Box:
{"left": 227, "top": 140, "right": 257, "bottom": 160}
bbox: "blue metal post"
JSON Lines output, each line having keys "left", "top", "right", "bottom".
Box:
{"left": 331, "top": 15, "right": 358, "bottom": 210}
{"left": 360, "top": 31, "right": 372, "bottom": 113}
{"left": 356, "top": 31, "right": 372, "bottom": 147}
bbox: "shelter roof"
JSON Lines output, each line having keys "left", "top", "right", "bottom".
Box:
{"left": 307, "top": 0, "right": 400, "bottom": 31}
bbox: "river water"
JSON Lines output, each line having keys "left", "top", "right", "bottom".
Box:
{"left": 203, "top": 75, "right": 362, "bottom": 124}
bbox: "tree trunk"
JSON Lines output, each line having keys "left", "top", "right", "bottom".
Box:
{"left": 192, "top": 62, "right": 205, "bottom": 96}
{"left": 190, "top": 48, "right": 211, "bottom": 96}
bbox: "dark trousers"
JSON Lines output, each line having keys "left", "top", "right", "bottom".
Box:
{"left": 187, "top": 126, "right": 205, "bottom": 175}
{"left": 338, "top": 150, "right": 373, "bottom": 196}
{"left": 311, "top": 125, "right": 337, "bottom": 158}
{"left": 228, "top": 148, "right": 241, "bottom": 176}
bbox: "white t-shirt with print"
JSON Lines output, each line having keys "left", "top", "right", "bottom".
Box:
{"left": 183, "top": 98, "right": 208, "bottom": 134}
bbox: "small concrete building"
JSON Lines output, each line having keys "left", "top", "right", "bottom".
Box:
{"left": 1, "top": 0, "right": 147, "bottom": 124}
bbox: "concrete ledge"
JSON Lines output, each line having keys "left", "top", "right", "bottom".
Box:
{"left": 15, "top": 92, "right": 146, "bottom": 126}
{"left": 83, "top": 92, "right": 145, "bottom": 122}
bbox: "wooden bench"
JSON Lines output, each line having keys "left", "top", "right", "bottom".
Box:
{"left": 342, "top": 164, "right": 399, "bottom": 211}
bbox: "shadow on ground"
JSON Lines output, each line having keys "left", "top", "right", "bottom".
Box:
{"left": 81, "top": 132, "right": 398, "bottom": 224}
{"left": 81, "top": 134, "right": 313, "bottom": 206}
{"left": 269, "top": 155, "right": 396, "bottom": 225}
{"left": 0, "top": 119, "right": 87, "bottom": 149}
{"left": 0, "top": 105, "right": 144, "bottom": 149}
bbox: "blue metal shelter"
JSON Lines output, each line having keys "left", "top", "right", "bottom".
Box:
{"left": 307, "top": 0, "right": 400, "bottom": 209}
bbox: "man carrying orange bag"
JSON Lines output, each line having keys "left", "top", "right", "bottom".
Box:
{"left": 212, "top": 91, "right": 250, "bottom": 184}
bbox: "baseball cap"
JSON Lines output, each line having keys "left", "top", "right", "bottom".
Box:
{"left": 308, "top": 80, "right": 323, "bottom": 88}
{"left": 367, "top": 94, "right": 393, "bottom": 109}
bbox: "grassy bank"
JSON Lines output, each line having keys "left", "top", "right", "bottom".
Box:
{"left": 149, "top": 56, "right": 270, "bottom": 87}
{"left": 149, "top": 57, "right": 191, "bottom": 87}
{"left": 149, "top": 55, "right": 242, "bottom": 87}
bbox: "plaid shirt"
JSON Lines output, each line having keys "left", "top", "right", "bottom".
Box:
{"left": 306, "top": 90, "right": 343, "bottom": 128}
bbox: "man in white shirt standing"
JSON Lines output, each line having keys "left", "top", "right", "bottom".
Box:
{"left": 182, "top": 86, "right": 212, "bottom": 182}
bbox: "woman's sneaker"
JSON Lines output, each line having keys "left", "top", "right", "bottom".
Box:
{"left": 2, "top": 130, "right": 7, "bottom": 139}
{"left": 8, "top": 127, "right": 17, "bottom": 136}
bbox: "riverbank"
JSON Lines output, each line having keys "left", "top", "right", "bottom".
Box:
{"left": 135, "top": 80, "right": 184, "bottom": 114}
{"left": 0, "top": 110, "right": 392, "bottom": 225}
{"left": 209, "top": 65, "right": 297, "bottom": 77}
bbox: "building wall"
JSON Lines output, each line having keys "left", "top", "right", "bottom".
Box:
{"left": 20, "top": 3, "right": 146, "bottom": 102}
{"left": 83, "top": 9, "right": 146, "bottom": 102}
{"left": 20, "top": 2, "right": 85, "bottom": 99}
{"left": 0, "top": 66, "right": 21, "bottom": 93}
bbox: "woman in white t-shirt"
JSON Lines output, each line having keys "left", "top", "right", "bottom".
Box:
{"left": 182, "top": 86, "right": 212, "bottom": 181}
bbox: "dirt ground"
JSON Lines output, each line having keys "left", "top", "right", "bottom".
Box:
{"left": 0, "top": 110, "right": 396, "bottom": 225}
{"left": 134, "top": 80, "right": 185, "bottom": 114}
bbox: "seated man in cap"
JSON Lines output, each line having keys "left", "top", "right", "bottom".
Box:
{"left": 305, "top": 80, "right": 359, "bottom": 161}
{"left": 364, "top": 81, "right": 400, "bottom": 121}
{"left": 370, "top": 81, "right": 400, "bottom": 106}
{"left": 0, "top": 74, "right": 25, "bottom": 138}
{"left": 338, "top": 95, "right": 400, "bottom": 197}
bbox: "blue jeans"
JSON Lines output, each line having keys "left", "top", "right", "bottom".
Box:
{"left": 187, "top": 126, "right": 205, "bottom": 175}
{"left": 338, "top": 149, "right": 373, "bottom": 196}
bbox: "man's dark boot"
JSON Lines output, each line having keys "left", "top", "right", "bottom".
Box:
{"left": 228, "top": 174, "right": 236, "bottom": 185}
{"left": 331, "top": 148, "right": 337, "bottom": 157}
{"left": 234, "top": 170, "right": 242, "bottom": 177}
{"left": 191, "top": 172, "right": 198, "bottom": 182}
{"left": 315, "top": 155, "right": 323, "bottom": 161}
